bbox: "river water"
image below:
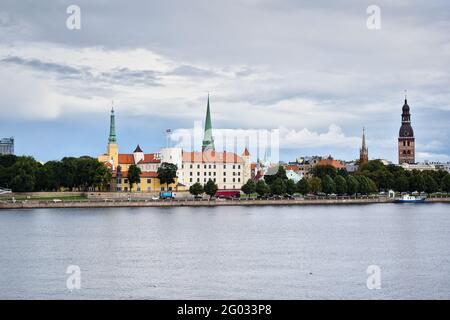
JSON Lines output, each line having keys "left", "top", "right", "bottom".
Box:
{"left": 0, "top": 203, "right": 449, "bottom": 299}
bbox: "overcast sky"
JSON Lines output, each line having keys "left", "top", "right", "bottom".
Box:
{"left": 0, "top": 0, "right": 449, "bottom": 163}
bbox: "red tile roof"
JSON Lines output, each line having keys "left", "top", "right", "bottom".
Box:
{"left": 284, "top": 164, "right": 300, "bottom": 171}
{"left": 182, "top": 150, "right": 244, "bottom": 163}
{"left": 138, "top": 153, "right": 160, "bottom": 164}
{"left": 118, "top": 154, "right": 134, "bottom": 164}
{"left": 118, "top": 153, "right": 160, "bottom": 164}
{"left": 317, "top": 159, "right": 346, "bottom": 169}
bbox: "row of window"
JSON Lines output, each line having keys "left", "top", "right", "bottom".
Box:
{"left": 183, "top": 164, "right": 241, "bottom": 169}
{"left": 117, "top": 178, "right": 153, "bottom": 184}
{"left": 189, "top": 171, "right": 241, "bottom": 176}
{"left": 189, "top": 177, "right": 241, "bottom": 183}
{"left": 402, "top": 150, "right": 413, "bottom": 155}
{"left": 402, "top": 141, "right": 412, "bottom": 147}
{"left": 116, "top": 186, "right": 173, "bottom": 192}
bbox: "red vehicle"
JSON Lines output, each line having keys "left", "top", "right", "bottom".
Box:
{"left": 215, "top": 190, "right": 241, "bottom": 199}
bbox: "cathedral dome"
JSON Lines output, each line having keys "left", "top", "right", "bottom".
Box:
{"left": 399, "top": 123, "right": 414, "bottom": 137}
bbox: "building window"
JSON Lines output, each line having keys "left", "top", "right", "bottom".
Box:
{"left": 190, "top": 172, "right": 193, "bottom": 176}
{"left": 223, "top": 178, "right": 226, "bottom": 182}
{"left": 209, "top": 164, "right": 211, "bottom": 169}
{"left": 197, "top": 178, "right": 200, "bottom": 182}
{"left": 238, "top": 165, "right": 241, "bottom": 169}
{"left": 190, "top": 178, "right": 193, "bottom": 182}
{"left": 169, "top": 187, "right": 172, "bottom": 191}
{"left": 197, "top": 172, "right": 200, "bottom": 176}
{"left": 161, "top": 187, "right": 165, "bottom": 191}
{"left": 233, "top": 178, "right": 235, "bottom": 182}
{"left": 238, "top": 178, "right": 240, "bottom": 182}
{"left": 147, "top": 178, "right": 151, "bottom": 183}
{"left": 213, "top": 165, "right": 216, "bottom": 169}
{"left": 124, "top": 178, "right": 128, "bottom": 184}
{"left": 137, "top": 187, "right": 141, "bottom": 192}
{"left": 213, "top": 178, "right": 216, "bottom": 182}
{"left": 407, "top": 141, "right": 410, "bottom": 146}
{"left": 204, "top": 164, "right": 207, "bottom": 169}
{"left": 124, "top": 187, "right": 128, "bottom": 192}
{"left": 238, "top": 172, "right": 240, "bottom": 176}
{"left": 190, "top": 164, "right": 193, "bottom": 169}
{"left": 223, "top": 172, "right": 226, "bottom": 176}
{"left": 223, "top": 165, "right": 226, "bottom": 169}
{"left": 213, "top": 172, "right": 216, "bottom": 176}
{"left": 233, "top": 165, "right": 235, "bottom": 169}
{"left": 208, "top": 172, "right": 211, "bottom": 176}
{"left": 204, "top": 172, "right": 207, "bottom": 176}
{"left": 204, "top": 178, "right": 206, "bottom": 182}
{"left": 233, "top": 172, "right": 236, "bottom": 176}
{"left": 197, "top": 164, "right": 200, "bottom": 169}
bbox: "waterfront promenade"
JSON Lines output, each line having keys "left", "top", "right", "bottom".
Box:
{"left": 1, "top": 195, "right": 449, "bottom": 209}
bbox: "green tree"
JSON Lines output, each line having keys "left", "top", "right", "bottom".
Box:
{"left": 356, "top": 175, "right": 377, "bottom": 194}
{"left": 255, "top": 180, "right": 270, "bottom": 197}
{"left": 8, "top": 156, "right": 40, "bottom": 192}
{"left": 204, "top": 179, "right": 218, "bottom": 199}
{"left": 442, "top": 174, "right": 450, "bottom": 193}
{"left": 270, "top": 178, "right": 286, "bottom": 195}
{"left": 423, "top": 174, "right": 438, "bottom": 194}
{"left": 285, "top": 179, "right": 297, "bottom": 195}
{"left": 322, "top": 175, "right": 336, "bottom": 195}
{"left": 334, "top": 175, "right": 347, "bottom": 195}
{"left": 394, "top": 174, "right": 409, "bottom": 192}
{"left": 264, "top": 165, "right": 287, "bottom": 185}
{"left": 189, "top": 182, "right": 204, "bottom": 196}
{"left": 241, "top": 179, "right": 256, "bottom": 196}
{"left": 311, "top": 165, "right": 337, "bottom": 179}
{"left": 296, "top": 178, "right": 310, "bottom": 195}
{"left": 346, "top": 175, "right": 359, "bottom": 195}
{"left": 408, "top": 171, "right": 425, "bottom": 192}
{"left": 127, "top": 164, "right": 141, "bottom": 191}
{"left": 308, "top": 177, "right": 322, "bottom": 194}
{"left": 157, "top": 162, "right": 178, "bottom": 190}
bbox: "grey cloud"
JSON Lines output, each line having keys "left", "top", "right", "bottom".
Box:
{"left": 168, "top": 64, "right": 217, "bottom": 77}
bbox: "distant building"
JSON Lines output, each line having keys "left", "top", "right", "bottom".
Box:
{"left": 345, "top": 162, "right": 359, "bottom": 173}
{"left": 0, "top": 137, "right": 14, "bottom": 155}
{"left": 177, "top": 96, "right": 251, "bottom": 190}
{"left": 98, "top": 96, "right": 251, "bottom": 192}
{"left": 98, "top": 106, "right": 181, "bottom": 192}
{"left": 398, "top": 96, "right": 415, "bottom": 164}
{"left": 316, "top": 158, "right": 346, "bottom": 170}
{"left": 401, "top": 161, "right": 450, "bottom": 173}
{"left": 359, "top": 127, "right": 368, "bottom": 166}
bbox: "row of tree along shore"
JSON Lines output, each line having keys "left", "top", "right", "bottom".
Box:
{"left": 187, "top": 160, "right": 450, "bottom": 199}
{"left": 2, "top": 154, "right": 450, "bottom": 197}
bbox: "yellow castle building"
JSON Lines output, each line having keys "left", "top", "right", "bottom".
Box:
{"left": 98, "top": 107, "right": 183, "bottom": 192}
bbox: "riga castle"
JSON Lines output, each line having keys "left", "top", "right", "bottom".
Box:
{"left": 98, "top": 96, "right": 251, "bottom": 192}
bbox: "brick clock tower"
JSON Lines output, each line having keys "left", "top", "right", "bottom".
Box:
{"left": 398, "top": 97, "right": 415, "bottom": 164}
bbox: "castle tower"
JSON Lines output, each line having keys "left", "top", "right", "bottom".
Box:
{"left": 398, "top": 96, "right": 415, "bottom": 164}
{"left": 202, "top": 94, "right": 215, "bottom": 152}
{"left": 359, "top": 127, "right": 368, "bottom": 166}
{"left": 106, "top": 104, "right": 119, "bottom": 168}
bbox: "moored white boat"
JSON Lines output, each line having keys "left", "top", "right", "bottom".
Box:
{"left": 394, "top": 194, "right": 426, "bottom": 203}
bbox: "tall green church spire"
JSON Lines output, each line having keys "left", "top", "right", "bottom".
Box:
{"left": 202, "top": 94, "right": 215, "bottom": 151}
{"left": 108, "top": 103, "right": 117, "bottom": 143}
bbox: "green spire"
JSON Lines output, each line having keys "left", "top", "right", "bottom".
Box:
{"left": 202, "top": 94, "right": 215, "bottom": 151}
{"left": 108, "top": 104, "right": 117, "bottom": 143}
